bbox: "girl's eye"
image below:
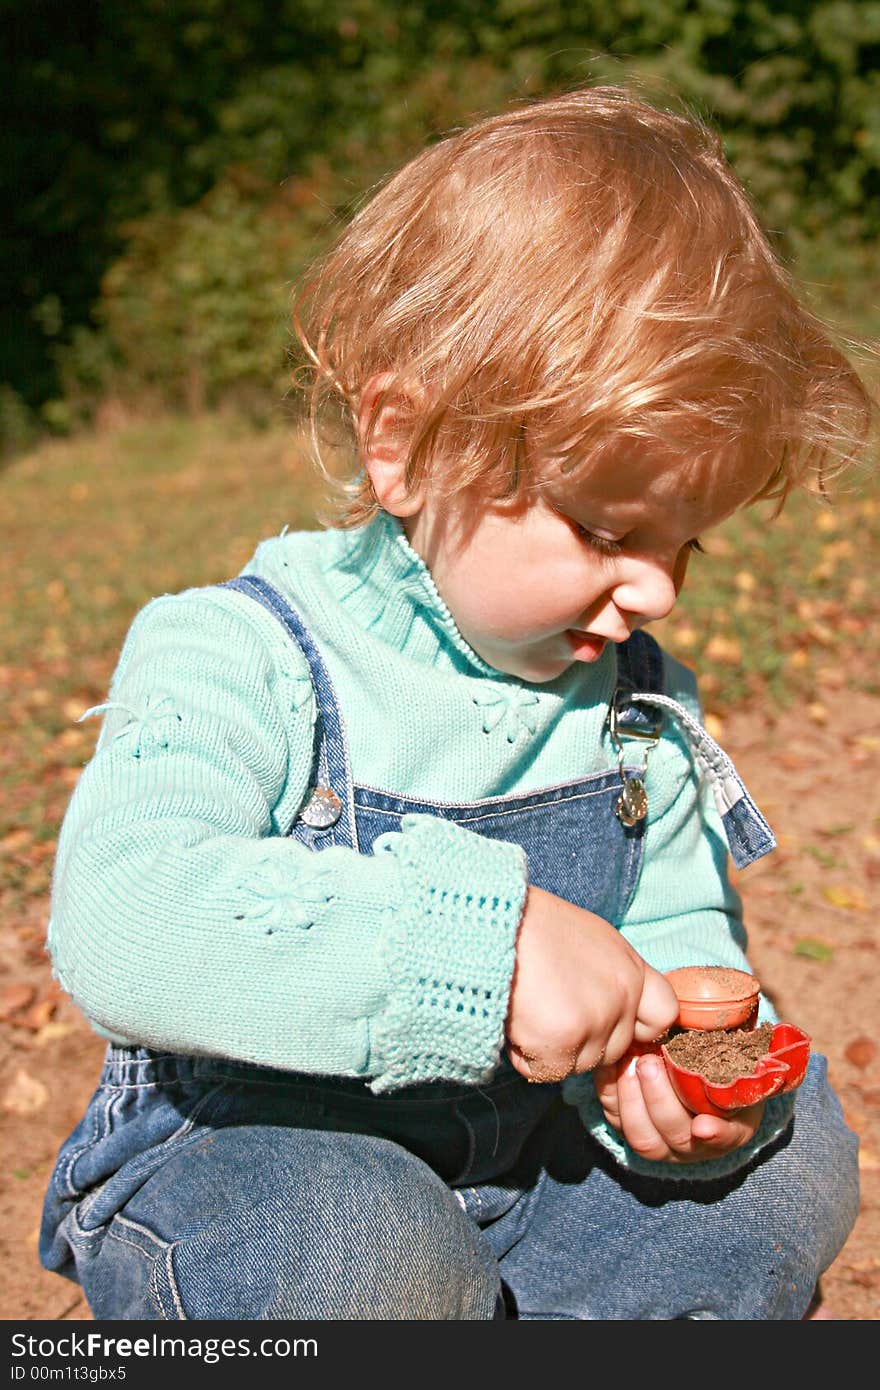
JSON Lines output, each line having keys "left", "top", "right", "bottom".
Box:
{"left": 574, "top": 526, "right": 623, "bottom": 556}
{"left": 583, "top": 532, "right": 623, "bottom": 556}
{"left": 571, "top": 522, "right": 704, "bottom": 557}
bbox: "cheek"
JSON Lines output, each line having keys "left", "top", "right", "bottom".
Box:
{"left": 466, "top": 569, "right": 583, "bottom": 638}
{"left": 462, "top": 582, "right": 536, "bottom": 635}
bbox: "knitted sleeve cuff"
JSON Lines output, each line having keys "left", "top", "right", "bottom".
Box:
{"left": 561, "top": 1072, "right": 796, "bottom": 1182}
{"left": 367, "top": 814, "right": 528, "bottom": 1093}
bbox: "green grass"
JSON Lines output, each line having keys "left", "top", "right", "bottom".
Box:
{"left": 1, "top": 412, "right": 329, "bottom": 912}
{"left": 653, "top": 464, "right": 880, "bottom": 712}
{"left": 1, "top": 408, "right": 878, "bottom": 912}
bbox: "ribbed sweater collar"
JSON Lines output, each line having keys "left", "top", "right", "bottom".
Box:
{"left": 320, "top": 510, "right": 499, "bottom": 677}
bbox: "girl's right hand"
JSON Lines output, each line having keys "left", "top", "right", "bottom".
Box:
{"left": 505, "top": 884, "right": 678, "bottom": 1083}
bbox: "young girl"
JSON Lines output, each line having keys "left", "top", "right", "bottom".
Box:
{"left": 40, "top": 86, "right": 873, "bottom": 1320}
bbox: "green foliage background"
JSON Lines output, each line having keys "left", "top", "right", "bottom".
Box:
{"left": 4, "top": 0, "right": 880, "bottom": 446}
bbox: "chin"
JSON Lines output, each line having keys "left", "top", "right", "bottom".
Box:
{"left": 475, "top": 638, "right": 573, "bottom": 685}
{"left": 499, "top": 656, "right": 572, "bottom": 684}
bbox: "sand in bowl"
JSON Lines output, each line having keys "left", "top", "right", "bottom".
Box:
{"left": 663, "top": 1021, "right": 775, "bottom": 1084}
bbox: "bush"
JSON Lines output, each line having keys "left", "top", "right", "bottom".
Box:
{"left": 0, "top": 385, "right": 38, "bottom": 460}
{"left": 44, "top": 2, "right": 880, "bottom": 422}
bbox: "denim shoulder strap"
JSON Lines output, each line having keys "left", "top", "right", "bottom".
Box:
{"left": 220, "top": 574, "right": 357, "bottom": 850}
{"left": 613, "top": 630, "right": 776, "bottom": 870}
{"left": 614, "top": 629, "right": 665, "bottom": 727}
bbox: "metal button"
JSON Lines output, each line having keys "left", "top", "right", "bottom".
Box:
{"left": 300, "top": 785, "right": 343, "bottom": 828}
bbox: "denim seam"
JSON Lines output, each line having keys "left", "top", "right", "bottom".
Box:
{"left": 157, "top": 1241, "right": 186, "bottom": 1320}
{"left": 353, "top": 777, "right": 630, "bottom": 814}
{"left": 65, "top": 1201, "right": 112, "bottom": 1253}
{"left": 57, "top": 1084, "right": 117, "bottom": 1200}
{"left": 72, "top": 1083, "right": 229, "bottom": 1228}
{"left": 223, "top": 575, "right": 359, "bottom": 851}
{"left": 354, "top": 790, "right": 639, "bottom": 826}
{"left": 619, "top": 818, "right": 645, "bottom": 919}
{"left": 105, "top": 1215, "right": 186, "bottom": 1320}
{"left": 94, "top": 1079, "right": 171, "bottom": 1091}
{"left": 456, "top": 1187, "right": 479, "bottom": 1217}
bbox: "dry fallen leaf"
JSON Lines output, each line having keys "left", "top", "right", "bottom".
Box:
{"left": 10, "top": 980, "right": 63, "bottom": 1032}
{"left": 704, "top": 635, "right": 742, "bottom": 665}
{"left": 845, "top": 1037, "right": 877, "bottom": 1070}
{"left": 778, "top": 752, "right": 809, "bottom": 770}
{"left": 822, "top": 885, "right": 869, "bottom": 911}
{"left": 2, "top": 1068, "right": 49, "bottom": 1116}
{"left": 33, "top": 1021, "right": 77, "bottom": 1047}
{"left": 0, "top": 829, "right": 31, "bottom": 854}
{"left": 793, "top": 937, "right": 835, "bottom": 961}
{"left": 17, "top": 996, "right": 59, "bottom": 1032}
{"left": 0, "top": 982, "right": 37, "bottom": 1020}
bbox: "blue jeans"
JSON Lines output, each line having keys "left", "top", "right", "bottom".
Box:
{"left": 39, "top": 1044, "right": 857, "bottom": 1319}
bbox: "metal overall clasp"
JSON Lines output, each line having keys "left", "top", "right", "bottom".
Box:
{"left": 607, "top": 693, "right": 663, "bottom": 827}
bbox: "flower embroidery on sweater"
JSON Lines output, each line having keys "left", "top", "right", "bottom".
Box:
{"left": 472, "top": 683, "right": 540, "bottom": 743}
{"left": 236, "top": 858, "right": 336, "bottom": 934}
{"left": 78, "top": 692, "right": 182, "bottom": 757}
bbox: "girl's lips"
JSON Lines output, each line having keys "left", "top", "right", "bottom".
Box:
{"left": 565, "top": 629, "right": 608, "bottom": 662}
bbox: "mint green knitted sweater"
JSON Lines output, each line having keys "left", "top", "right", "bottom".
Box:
{"left": 48, "top": 511, "right": 793, "bottom": 1178}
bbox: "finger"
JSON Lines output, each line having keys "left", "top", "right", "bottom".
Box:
{"left": 638, "top": 1060, "right": 763, "bottom": 1160}
{"left": 613, "top": 1051, "right": 668, "bottom": 1157}
{"left": 632, "top": 968, "right": 679, "bottom": 1042}
{"left": 572, "top": 1041, "right": 608, "bottom": 1074}
{"left": 593, "top": 1064, "right": 622, "bottom": 1130}
{"left": 506, "top": 1044, "right": 534, "bottom": 1080}
{"left": 593, "top": 1061, "right": 619, "bottom": 1098}
{"left": 634, "top": 1053, "right": 697, "bottom": 1151}
{"left": 508, "top": 1042, "right": 579, "bottom": 1083}
{"left": 691, "top": 1103, "right": 763, "bottom": 1148}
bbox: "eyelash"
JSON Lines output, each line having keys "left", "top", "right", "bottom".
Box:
{"left": 579, "top": 530, "right": 622, "bottom": 556}
{"left": 577, "top": 528, "right": 704, "bottom": 557}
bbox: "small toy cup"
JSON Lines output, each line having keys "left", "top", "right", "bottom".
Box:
{"left": 664, "top": 965, "right": 761, "bottom": 1031}
{"left": 661, "top": 1022, "right": 812, "bottom": 1117}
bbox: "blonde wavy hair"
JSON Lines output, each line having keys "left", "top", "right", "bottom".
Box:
{"left": 293, "top": 85, "right": 875, "bottom": 525}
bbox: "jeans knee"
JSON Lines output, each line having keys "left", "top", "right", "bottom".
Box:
{"left": 784, "top": 1056, "right": 860, "bottom": 1269}
{"left": 168, "top": 1132, "right": 500, "bottom": 1319}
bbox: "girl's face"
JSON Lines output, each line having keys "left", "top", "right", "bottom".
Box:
{"left": 402, "top": 450, "right": 771, "bottom": 683}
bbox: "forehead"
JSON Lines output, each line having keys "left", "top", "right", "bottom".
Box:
{"left": 545, "top": 448, "right": 772, "bottom": 531}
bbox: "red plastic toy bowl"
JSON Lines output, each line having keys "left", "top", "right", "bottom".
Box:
{"left": 661, "top": 1022, "right": 812, "bottom": 1117}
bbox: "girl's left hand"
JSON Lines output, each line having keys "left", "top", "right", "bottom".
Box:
{"left": 594, "top": 1051, "right": 764, "bottom": 1163}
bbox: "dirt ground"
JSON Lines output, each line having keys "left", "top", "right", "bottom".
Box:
{"left": 1, "top": 687, "right": 878, "bottom": 1322}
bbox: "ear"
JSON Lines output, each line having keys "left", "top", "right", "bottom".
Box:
{"left": 358, "top": 373, "right": 425, "bottom": 517}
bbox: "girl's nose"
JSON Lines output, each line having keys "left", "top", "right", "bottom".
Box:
{"left": 611, "top": 558, "right": 680, "bottom": 623}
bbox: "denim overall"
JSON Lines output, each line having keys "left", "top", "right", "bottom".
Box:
{"left": 40, "top": 577, "right": 858, "bottom": 1320}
